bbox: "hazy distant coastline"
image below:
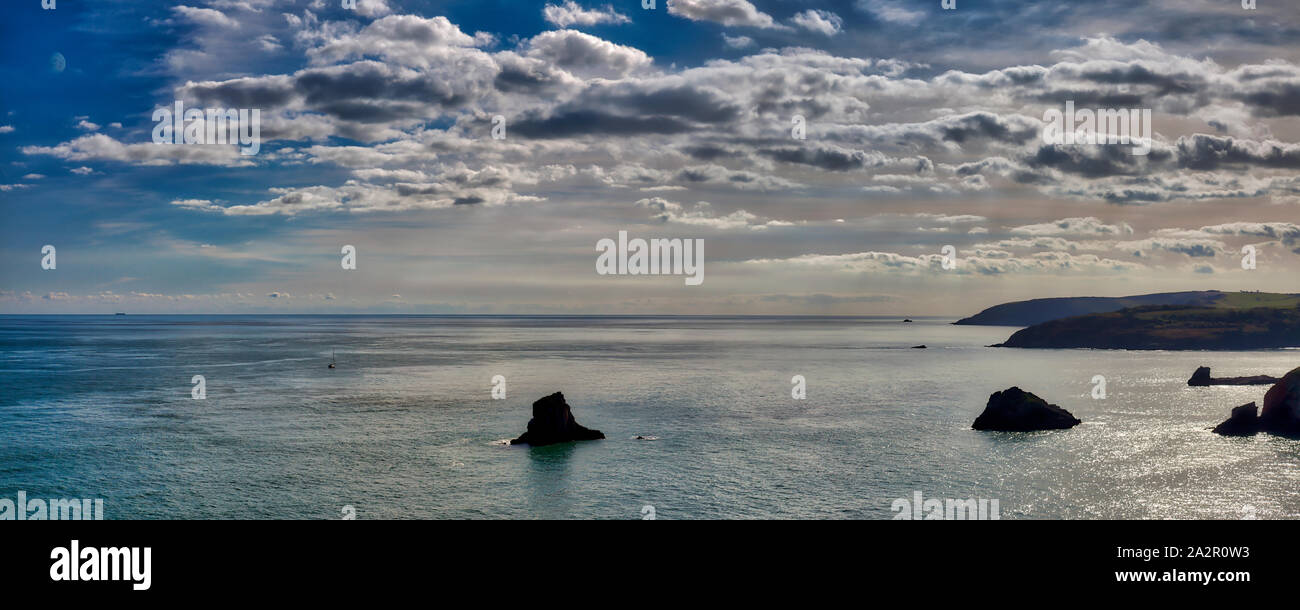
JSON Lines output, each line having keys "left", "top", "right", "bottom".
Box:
{"left": 960, "top": 291, "right": 1300, "bottom": 350}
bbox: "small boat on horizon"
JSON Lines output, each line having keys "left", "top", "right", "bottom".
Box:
{"left": 328, "top": 349, "right": 336, "bottom": 369}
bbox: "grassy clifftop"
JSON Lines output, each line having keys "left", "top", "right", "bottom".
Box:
{"left": 995, "top": 293, "right": 1300, "bottom": 350}
{"left": 1210, "top": 292, "right": 1300, "bottom": 309}
{"left": 954, "top": 290, "right": 1226, "bottom": 326}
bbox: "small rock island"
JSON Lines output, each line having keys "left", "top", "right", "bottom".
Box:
{"left": 1187, "top": 366, "right": 1279, "bottom": 386}
{"left": 1212, "top": 403, "right": 1261, "bottom": 436}
{"left": 973, "top": 387, "right": 1082, "bottom": 431}
{"left": 510, "top": 392, "right": 605, "bottom": 446}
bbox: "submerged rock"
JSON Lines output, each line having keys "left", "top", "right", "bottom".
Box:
{"left": 1211, "top": 367, "right": 1300, "bottom": 437}
{"left": 510, "top": 392, "right": 605, "bottom": 447}
{"left": 972, "top": 387, "right": 1081, "bottom": 431}
{"left": 1212, "top": 403, "right": 1259, "bottom": 436}
{"left": 1187, "top": 366, "right": 1279, "bottom": 386}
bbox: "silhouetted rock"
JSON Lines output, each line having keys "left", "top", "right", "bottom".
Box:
{"left": 1259, "top": 367, "right": 1300, "bottom": 436}
{"left": 902, "top": 319, "right": 913, "bottom": 323}
{"left": 1212, "top": 403, "right": 1259, "bottom": 436}
{"left": 911, "top": 345, "right": 926, "bottom": 349}
{"left": 1210, "top": 367, "right": 1300, "bottom": 437}
{"left": 1188, "top": 366, "right": 1279, "bottom": 386}
{"left": 510, "top": 392, "right": 604, "bottom": 447}
{"left": 972, "top": 387, "right": 1081, "bottom": 431}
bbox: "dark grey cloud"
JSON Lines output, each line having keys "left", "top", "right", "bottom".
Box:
{"left": 936, "top": 112, "right": 1039, "bottom": 145}
{"left": 681, "top": 144, "right": 743, "bottom": 161}
{"left": 1026, "top": 144, "right": 1168, "bottom": 178}
{"left": 1235, "top": 82, "right": 1300, "bottom": 117}
{"left": 1074, "top": 64, "right": 1200, "bottom": 94}
{"left": 511, "top": 110, "right": 696, "bottom": 138}
{"left": 760, "top": 146, "right": 878, "bottom": 171}
{"left": 829, "top": 112, "right": 1042, "bottom": 152}
{"left": 581, "top": 83, "right": 743, "bottom": 124}
{"left": 1030, "top": 89, "right": 1146, "bottom": 108}
{"left": 492, "top": 54, "right": 570, "bottom": 94}
{"left": 185, "top": 76, "right": 296, "bottom": 109}
{"left": 1176, "top": 134, "right": 1300, "bottom": 171}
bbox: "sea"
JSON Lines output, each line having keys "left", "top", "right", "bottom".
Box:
{"left": 1, "top": 315, "right": 1297, "bottom": 519}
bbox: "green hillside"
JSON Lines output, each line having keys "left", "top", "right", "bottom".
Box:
{"left": 996, "top": 292, "right": 1300, "bottom": 350}
{"left": 1209, "top": 292, "right": 1300, "bottom": 309}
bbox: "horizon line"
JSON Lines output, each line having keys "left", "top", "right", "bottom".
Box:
{"left": 0, "top": 312, "right": 955, "bottom": 318}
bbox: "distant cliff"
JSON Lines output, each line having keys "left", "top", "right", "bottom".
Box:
{"left": 954, "top": 291, "right": 1224, "bottom": 326}
{"left": 995, "top": 300, "right": 1300, "bottom": 350}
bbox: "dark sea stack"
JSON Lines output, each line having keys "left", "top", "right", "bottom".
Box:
{"left": 510, "top": 392, "right": 605, "bottom": 447}
{"left": 1259, "top": 367, "right": 1300, "bottom": 436}
{"left": 1212, "top": 403, "right": 1260, "bottom": 436}
{"left": 1187, "top": 366, "right": 1280, "bottom": 386}
{"left": 972, "top": 387, "right": 1081, "bottom": 431}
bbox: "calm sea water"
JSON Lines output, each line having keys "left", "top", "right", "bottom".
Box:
{"left": 1, "top": 315, "right": 1298, "bottom": 520}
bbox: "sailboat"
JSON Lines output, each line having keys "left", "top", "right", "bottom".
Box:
{"left": 328, "top": 349, "right": 336, "bottom": 369}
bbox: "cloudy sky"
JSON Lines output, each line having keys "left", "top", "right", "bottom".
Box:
{"left": 1, "top": 0, "right": 1297, "bottom": 315}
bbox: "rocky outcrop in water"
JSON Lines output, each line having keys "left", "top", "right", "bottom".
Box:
{"left": 972, "top": 387, "right": 1081, "bottom": 431}
{"left": 1187, "top": 366, "right": 1279, "bottom": 386}
{"left": 510, "top": 392, "right": 605, "bottom": 446}
{"left": 1212, "top": 403, "right": 1259, "bottom": 436}
{"left": 1212, "top": 367, "right": 1300, "bottom": 437}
